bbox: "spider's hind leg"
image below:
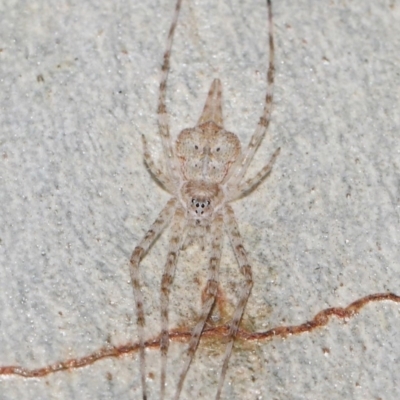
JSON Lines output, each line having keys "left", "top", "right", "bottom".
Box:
{"left": 156, "top": 0, "right": 184, "bottom": 182}
{"left": 232, "top": 0, "right": 275, "bottom": 184}
{"left": 229, "top": 147, "right": 280, "bottom": 200}
{"left": 142, "top": 134, "right": 175, "bottom": 194}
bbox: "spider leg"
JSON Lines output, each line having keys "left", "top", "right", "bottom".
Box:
{"left": 157, "top": 0, "right": 183, "bottom": 182}
{"left": 160, "top": 206, "right": 187, "bottom": 399}
{"left": 215, "top": 204, "right": 253, "bottom": 400}
{"left": 231, "top": 0, "right": 275, "bottom": 185}
{"left": 130, "top": 197, "right": 178, "bottom": 400}
{"left": 174, "top": 212, "right": 224, "bottom": 400}
{"left": 229, "top": 147, "right": 280, "bottom": 200}
{"left": 142, "top": 134, "right": 175, "bottom": 194}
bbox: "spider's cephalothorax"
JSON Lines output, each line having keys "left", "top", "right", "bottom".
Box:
{"left": 130, "top": 1, "right": 279, "bottom": 399}
{"left": 182, "top": 179, "right": 222, "bottom": 226}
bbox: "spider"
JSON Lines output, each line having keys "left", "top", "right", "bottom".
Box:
{"left": 130, "top": 0, "right": 279, "bottom": 399}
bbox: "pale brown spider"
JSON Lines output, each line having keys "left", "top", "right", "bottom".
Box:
{"left": 130, "top": 0, "right": 279, "bottom": 399}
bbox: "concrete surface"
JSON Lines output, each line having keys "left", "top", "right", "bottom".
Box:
{"left": 0, "top": 0, "right": 399, "bottom": 399}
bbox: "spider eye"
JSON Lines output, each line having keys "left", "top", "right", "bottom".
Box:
{"left": 192, "top": 199, "right": 195, "bottom": 203}
{"left": 194, "top": 145, "right": 199, "bottom": 150}
{"left": 207, "top": 200, "right": 210, "bottom": 205}
{"left": 216, "top": 147, "right": 220, "bottom": 152}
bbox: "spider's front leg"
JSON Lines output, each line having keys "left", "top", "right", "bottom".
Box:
{"left": 130, "top": 197, "right": 177, "bottom": 400}
{"left": 174, "top": 212, "right": 224, "bottom": 400}
{"left": 215, "top": 204, "right": 254, "bottom": 400}
{"left": 160, "top": 206, "right": 187, "bottom": 399}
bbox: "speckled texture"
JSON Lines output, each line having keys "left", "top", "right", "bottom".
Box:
{"left": 0, "top": 0, "right": 399, "bottom": 399}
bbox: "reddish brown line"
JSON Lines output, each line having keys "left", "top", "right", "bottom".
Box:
{"left": 1, "top": 292, "right": 398, "bottom": 378}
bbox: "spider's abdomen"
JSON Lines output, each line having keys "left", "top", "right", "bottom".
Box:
{"left": 176, "top": 121, "right": 241, "bottom": 183}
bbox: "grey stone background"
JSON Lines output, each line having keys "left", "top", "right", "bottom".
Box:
{"left": 0, "top": 0, "right": 399, "bottom": 399}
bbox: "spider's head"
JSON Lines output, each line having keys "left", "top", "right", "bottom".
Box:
{"left": 190, "top": 198, "right": 212, "bottom": 225}
{"left": 181, "top": 181, "right": 224, "bottom": 226}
